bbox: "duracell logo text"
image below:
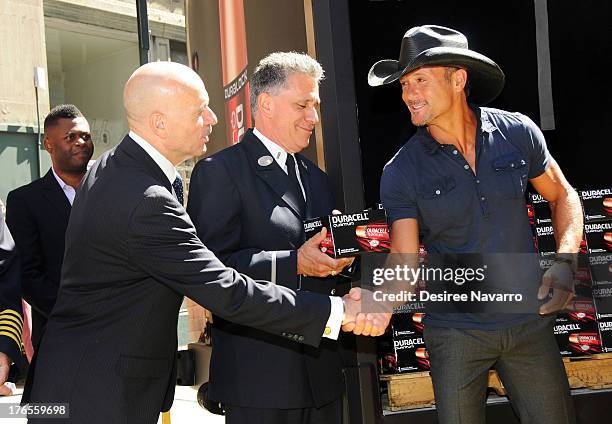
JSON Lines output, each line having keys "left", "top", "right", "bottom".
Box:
{"left": 530, "top": 193, "right": 547, "bottom": 204}
{"left": 581, "top": 189, "right": 612, "bottom": 200}
{"left": 331, "top": 212, "right": 369, "bottom": 227}
{"left": 304, "top": 220, "right": 322, "bottom": 232}
{"left": 394, "top": 337, "right": 424, "bottom": 350}
{"left": 599, "top": 321, "right": 612, "bottom": 330}
{"left": 536, "top": 226, "right": 554, "bottom": 236}
{"left": 593, "top": 287, "right": 612, "bottom": 297}
{"left": 554, "top": 323, "right": 581, "bottom": 333}
{"left": 224, "top": 69, "right": 249, "bottom": 100}
{"left": 590, "top": 254, "right": 612, "bottom": 265}
{"left": 585, "top": 222, "right": 612, "bottom": 233}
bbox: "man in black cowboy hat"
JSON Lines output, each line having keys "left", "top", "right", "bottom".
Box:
{"left": 373, "top": 25, "right": 582, "bottom": 423}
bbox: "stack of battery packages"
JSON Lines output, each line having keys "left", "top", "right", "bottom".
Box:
{"left": 303, "top": 205, "right": 428, "bottom": 374}
{"left": 529, "top": 188, "right": 612, "bottom": 357}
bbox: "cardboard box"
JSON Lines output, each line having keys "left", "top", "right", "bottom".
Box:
{"left": 304, "top": 209, "right": 390, "bottom": 258}
{"left": 579, "top": 188, "right": 612, "bottom": 222}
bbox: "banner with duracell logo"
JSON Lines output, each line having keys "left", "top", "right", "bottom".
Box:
{"left": 186, "top": 0, "right": 316, "bottom": 158}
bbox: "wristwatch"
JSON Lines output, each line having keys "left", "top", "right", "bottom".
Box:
{"left": 553, "top": 254, "right": 577, "bottom": 274}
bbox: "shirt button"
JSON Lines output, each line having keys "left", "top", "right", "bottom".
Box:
{"left": 435, "top": 189, "right": 441, "bottom": 195}
{"left": 510, "top": 163, "right": 515, "bottom": 168}
{"left": 464, "top": 164, "right": 470, "bottom": 170}
{"left": 481, "top": 196, "right": 486, "bottom": 201}
{"left": 453, "top": 150, "right": 458, "bottom": 155}
{"left": 476, "top": 180, "right": 480, "bottom": 184}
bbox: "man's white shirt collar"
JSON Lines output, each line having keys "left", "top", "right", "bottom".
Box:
{"left": 51, "top": 167, "right": 76, "bottom": 205}
{"left": 129, "top": 131, "right": 178, "bottom": 184}
{"left": 253, "top": 128, "right": 305, "bottom": 200}
{"left": 253, "top": 128, "right": 290, "bottom": 171}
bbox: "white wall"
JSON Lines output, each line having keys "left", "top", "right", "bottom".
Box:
{"left": 63, "top": 45, "right": 139, "bottom": 159}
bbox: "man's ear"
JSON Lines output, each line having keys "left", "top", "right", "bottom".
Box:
{"left": 454, "top": 69, "right": 468, "bottom": 93}
{"left": 151, "top": 113, "right": 167, "bottom": 137}
{"left": 43, "top": 136, "right": 53, "bottom": 154}
{"left": 258, "top": 93, "right": 274, "bottom": 118}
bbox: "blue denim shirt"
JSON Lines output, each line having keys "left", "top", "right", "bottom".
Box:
{"left": 381, "top": 106, "right": 551, "bottom": 329}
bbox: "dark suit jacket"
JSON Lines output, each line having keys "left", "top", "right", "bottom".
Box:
{"left": 6, "top": 170, "right": 70, "bottom": 346}
{"left": 187, "top": 129, "right": 344, "bottom": 409}
{"left": 0, "top": 205, "right": 23, "bottom": 365}
{"left": 26, "top": 135, "right": 332, "bottom": 424}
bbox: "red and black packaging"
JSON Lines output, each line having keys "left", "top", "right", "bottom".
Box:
{"left": 534, "top": 224, "right": 557, "bottom": 256}
{"left": 304, "top": 209, "right": 390, "bottom": 258}
{"left": 590, "top": 253, "right": 612, "bottom": 319}
{"left": 584, "top": 221, "right": 612, "bottom": 254}
{"left": 598, "top": 318, "right": 612, "bottom": 353}
{"left": 219, "top": 0, "right": 252, "bottom": 144}
{"left": 528, "top": 193, "right": 552, "bottom": 225}
{"left": 303, "top": 217, "right": 335, "bottom": 255}
{"left": 579, "top": 188, "right": 612, "bottom": 223}
{"left": 378, "top": 312, "right": 429, "bottom": 374}
{"left": 554, "top": 317, "right": 602, "bottom": 357}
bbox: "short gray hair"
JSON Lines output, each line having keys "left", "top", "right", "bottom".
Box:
{"left": 250, "top": 52, "right": 324, "bottom": 116}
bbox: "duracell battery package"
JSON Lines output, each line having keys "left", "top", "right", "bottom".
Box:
{"left": 303, "top": 209, "right": 390, "bottom": 258}
{"left": 589, "top": 253, "right": 612, "bottom": 283}
{"left": 534, "top": 224, "right": 557, "bottom": 255}
{"left": 598, "top": 318, "right": 612, "bottom": 353}
{"left": 584, "top": 221, "right": 612, "bottom": 254}
{"left": 534, "top": 225, "right": 589, "bottom": 257}
{"left": 590, "top": 253, "right": 612, "bottom": 319}
{"left": 579, "top": 188, "right": 612, "bottom": 223}
{"left": 528, "top": 193, "right": 552, "bottom": 225}
{"left": 554, "top": 318, "right": 602, "bottom": 357}
{"left": 556, "top": 311, "right": 597, "bottom": 325}
{"left": 378, "top": 312, "right": 429, "bottom": 374}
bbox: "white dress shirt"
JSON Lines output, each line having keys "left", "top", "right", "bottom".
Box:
{"left": 129, "top": 131, "right": 179, "bottom": 183}
{"left": 51, "top": 168, "right": 76, "bottom": 206}
{"left": 253, "top": 128, "right": 306, "bottom": 200}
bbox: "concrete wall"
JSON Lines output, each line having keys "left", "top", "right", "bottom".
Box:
{"left": 45, "top": 0, "right": 186, "bottom": 42}
{"left": 118, "top": 0, "right": 184, "bottom": 16}
{"left": 0, "top": 131, "right": 51, "bottom": 204}
{"left": 63, "top": 45, "right": 140, "bottom": 159}
{"left": 0, "top": 0, "right": 50, "bottom": 128}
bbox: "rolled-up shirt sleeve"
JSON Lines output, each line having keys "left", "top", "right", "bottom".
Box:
{"left": 519, "top": 114, "right": 552, "bottom": 179}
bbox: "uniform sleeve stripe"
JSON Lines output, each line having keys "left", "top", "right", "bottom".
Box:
{"left": 0, "top": 319, "right": 23, "bottom": 333}
{"left": 0, "top": 331, "right": 22, "bottom": 349}
{"left": 0, "top": 315, "right": 23, "bottom": 331}
{"left": 0, "top": 325, "right": 21, "bottom": 339}
{"left": 0, "top": 309, "right": 23, "bottom": 324}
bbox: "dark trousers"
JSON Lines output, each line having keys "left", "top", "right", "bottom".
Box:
{"left": 225, "top": 398, "right": 342, "bottom": 424}
{"left": 424, "top": 316, "right": 575, "bottom": 424}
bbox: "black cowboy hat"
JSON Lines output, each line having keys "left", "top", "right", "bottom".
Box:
{"left": 368, "top": 25, "right": 505, "bottom": 105}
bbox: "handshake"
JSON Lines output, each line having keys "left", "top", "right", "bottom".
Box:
{"left": 340, "top": 287, "right": 392, "bottom": 337}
